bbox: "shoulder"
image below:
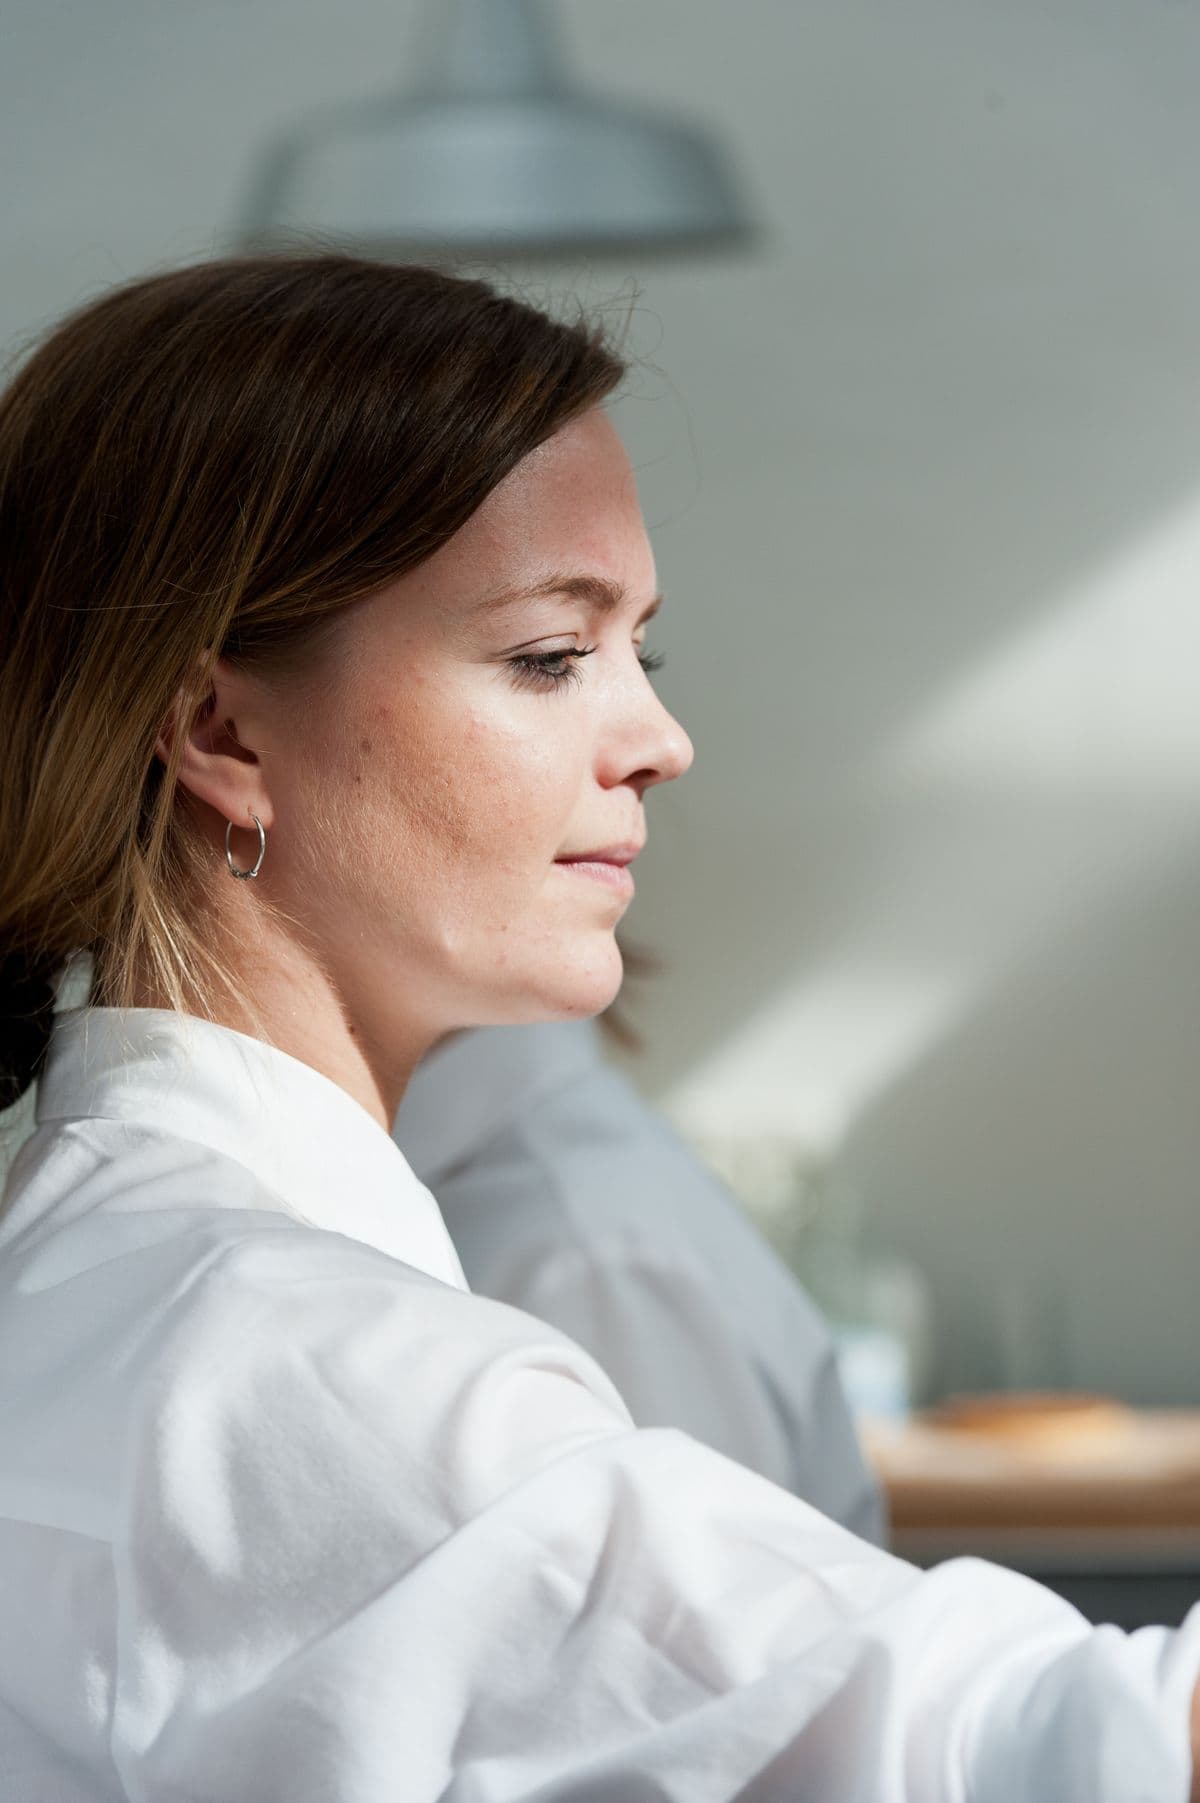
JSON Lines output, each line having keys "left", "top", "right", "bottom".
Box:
{"left": 439, "top": 1063, "right": 741, "bottom": 1242}
{"left": 163, "top": 1220, "right": 628, "bottom": 1384}
{"left": 442, "top": 1074, "right": 835, "bottom": 1347}
{"left": 131, "top": 1223, "right": 634, "bottom": 1526}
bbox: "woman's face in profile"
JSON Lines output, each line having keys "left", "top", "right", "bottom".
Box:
{"left": 264, "top": 407, "right": 693, "bottom": 1041}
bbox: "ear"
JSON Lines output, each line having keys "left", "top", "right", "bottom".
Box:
{"left": 155, "top": 655, "right": 276, "bottom": 834}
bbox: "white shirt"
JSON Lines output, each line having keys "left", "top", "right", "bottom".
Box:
{"left": 394, "top": 1020, "right": 884, "bottom": 1543}
{"left": 0, "top": 1005, "right": 1196, "bottom": 1802}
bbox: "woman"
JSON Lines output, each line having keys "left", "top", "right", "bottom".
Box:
{"left": 0, "top": 255, "right": 1195, "bottom": 1801}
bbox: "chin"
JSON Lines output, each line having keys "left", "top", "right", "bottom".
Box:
{"left": 499, "top": 940, "right": 624, "bottom": 1026}
{"left": 561, "top": 938, "right": 624, "bottom": 1016}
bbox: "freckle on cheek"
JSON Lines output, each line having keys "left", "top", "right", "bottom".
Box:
{"left": 360, "top": 738, "right": 373, "bottom": 754}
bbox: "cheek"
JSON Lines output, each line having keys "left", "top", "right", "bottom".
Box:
{"left": 356, "top": 696, "right": 578, "bottom": 875}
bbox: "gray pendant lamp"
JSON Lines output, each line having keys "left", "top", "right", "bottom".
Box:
{"left": 237, "top": 0, "right": 753, "bottom": 257}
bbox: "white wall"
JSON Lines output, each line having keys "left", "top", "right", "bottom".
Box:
{"left": 5, "top": 0, "right": 1200, "bottom": 1400}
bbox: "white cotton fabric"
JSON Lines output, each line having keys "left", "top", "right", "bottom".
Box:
{"left": 394, "top": 1020, "right": 884, "bottom": 1542}
{"left": 0, "top": 1004, "right": 1195, "bottom": 1802}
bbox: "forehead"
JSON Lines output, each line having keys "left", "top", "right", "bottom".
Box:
{"left": 428, "top": 409, "right": 656, "bottom": 608}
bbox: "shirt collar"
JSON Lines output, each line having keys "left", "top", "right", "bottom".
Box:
{"left": 35, "top": 1006, "right": 467, "bottom": 1290}
{"left": 393, "top": 1018, "right": 604, "bottom": 1183}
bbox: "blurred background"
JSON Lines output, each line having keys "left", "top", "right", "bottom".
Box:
{"left": 6, "top": 0, "right": 1200, "bottom": 1420}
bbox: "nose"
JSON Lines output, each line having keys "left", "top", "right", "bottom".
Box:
{"left": 599, "top": 674, "right": 694, "bottom": 798}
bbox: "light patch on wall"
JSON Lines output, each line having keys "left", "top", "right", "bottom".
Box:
{"left": 664, "top": 962, "right": 970, "bottom": 1146}
{"left": 665, "top": 489, "right": 1200, "bottom": 1142}
{"left": 888, "top": 492, "right": 1200, "bottom": 800}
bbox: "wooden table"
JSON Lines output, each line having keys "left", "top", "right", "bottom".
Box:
{"left": 861, "top": 1408, "right": 1200, "bottom": 1628}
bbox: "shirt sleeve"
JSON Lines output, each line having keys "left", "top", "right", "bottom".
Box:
{"left": 507, "top": 1237, "right": 886, "bottom": 1544}
{"left": 110, "top": 1231, "right": 1200, "bottom": 1803}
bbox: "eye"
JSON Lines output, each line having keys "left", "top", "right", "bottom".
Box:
{"left": 507, "top": 645, "right": 598, "bottom": 692}
{"left": 506, "top": 641, "right": 665, "bottom": 693}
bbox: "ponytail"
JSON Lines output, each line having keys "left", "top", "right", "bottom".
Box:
{"left": 0, "top": 950, "right": 59, "bottom": 1111}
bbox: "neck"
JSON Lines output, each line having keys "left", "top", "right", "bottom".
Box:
{"left": 130, "top": 908, "right": 433, "bottom": 1132}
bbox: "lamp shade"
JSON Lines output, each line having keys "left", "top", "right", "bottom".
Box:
{"left": 238, "top": 0, "right": 753, "bottom": 257}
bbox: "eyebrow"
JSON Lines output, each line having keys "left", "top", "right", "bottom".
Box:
{"left": 473, "top": 572, "right": 663, "bottom": 627}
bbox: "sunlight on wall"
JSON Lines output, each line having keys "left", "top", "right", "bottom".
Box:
{"left": 891, "top": 491, "right": 1200, "bottom": 798}
{"left": 665, "top": 489, "right": 1200, "bottom": 1141}
{"left": 665, "top": 963, "right": 969, "bottom": 1145}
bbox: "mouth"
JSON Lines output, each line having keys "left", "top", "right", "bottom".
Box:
{"left": 553, "top": 841, "right": 643, "bottom": 897}
{"left": 554, "top": 841, "right": 645, "bottom": 868}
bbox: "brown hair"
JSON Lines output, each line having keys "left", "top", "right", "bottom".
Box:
{"left": 0, "top": 254, "right": 624, "bottom": 1110}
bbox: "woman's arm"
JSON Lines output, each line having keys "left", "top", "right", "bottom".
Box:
{"left": 112, "top": 1235, "right": 1200, "bottom": 1802}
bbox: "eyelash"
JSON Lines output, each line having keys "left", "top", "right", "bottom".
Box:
{"left": 507, "top": 645, "right": 666, "bottom": 692}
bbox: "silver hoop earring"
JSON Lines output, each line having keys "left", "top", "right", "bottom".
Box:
{"left": 225, "top": 813, "right": 266, "bottom": 881}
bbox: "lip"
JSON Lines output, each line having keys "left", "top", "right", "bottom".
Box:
{"left": 554, "top": 841, "right": 645, "bottom": 867}
{"left": 553, "top": 841, "right": 642, "bottom": 899}
{"left": 555, "top": 858, "right": 636, "bottom": 897}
